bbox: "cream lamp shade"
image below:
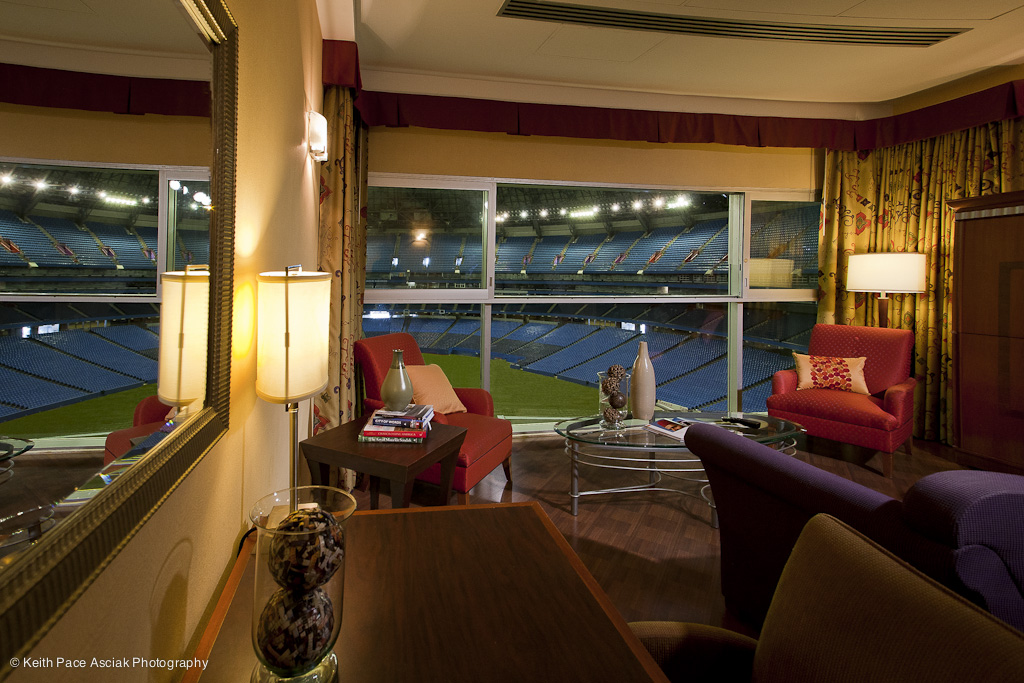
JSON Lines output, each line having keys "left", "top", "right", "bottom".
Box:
{"left": 308, "top": 111, "right": 328, "bottom": 162}
{"left": 256, "top": 269, "right": 332, "bottom": 403}
{"left": 846, "top": 253, "right": 927, "bottom": 295}
{"left": 158, "top": 268, "right": 210, "bottom": 408}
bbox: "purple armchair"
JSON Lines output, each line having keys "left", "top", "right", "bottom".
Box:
{"left": 766, "top": 323, "right": 916, "bottom": 477}
{"left": 685, "top": 422, "right": 1024, "bottom": 632}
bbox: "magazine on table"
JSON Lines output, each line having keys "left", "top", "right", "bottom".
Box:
{"left": 643, "top": 416, "right": 694, "bottom": 441}
{"left": 371, "top": 404, "right": 434, "bottom": 429}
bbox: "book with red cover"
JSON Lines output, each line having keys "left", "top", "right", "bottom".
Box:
{"left": 359, "top": 422, "right": 428, "bottom": 439}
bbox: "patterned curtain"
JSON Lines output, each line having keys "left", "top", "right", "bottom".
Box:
{"left": 314, "top": 86, "right": 368, "bottom": 456}
{"left": 819, "top": 118, "right": 1024, "bottom": 443}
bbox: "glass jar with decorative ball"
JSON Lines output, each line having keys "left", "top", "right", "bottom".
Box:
{"left": 249, "top": 486, "right": 356, "bottom": 683}
{"left": 597, "top": 367, "right": 630, "bottom": 429}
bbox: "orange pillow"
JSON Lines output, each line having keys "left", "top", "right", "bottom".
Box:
{"left": 793, "top": 353, "right": 870, "bottom": 394}
{"left": 404, "top": 364, "right": 467, "bottom": 414}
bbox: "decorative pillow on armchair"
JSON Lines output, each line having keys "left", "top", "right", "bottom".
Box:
{"left": 405, "top": 364, "right": 468, "bottom": 414}
{"left": 793, "top": 353, "right": 870, "bottom": 394}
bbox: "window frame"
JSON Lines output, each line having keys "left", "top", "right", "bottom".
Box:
{"left": 0, "top": 156, "right": 209, "bottom": 304}
{"left": 365, "top": 173, "right": 819, "bottom": 411}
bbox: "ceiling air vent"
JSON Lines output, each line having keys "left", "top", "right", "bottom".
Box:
{"left": 498, "top": 0, "right": 967, "bottom": 47}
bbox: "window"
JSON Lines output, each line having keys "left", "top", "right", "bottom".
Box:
{"left": 365, "top": 174, "right": 817, "bottom": 429}
{"left": 0, "top": 159, "right": 209, "bottom": 443}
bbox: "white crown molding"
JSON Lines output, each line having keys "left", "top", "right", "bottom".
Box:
{"left": 359, "top": 67, "right": 892, "bottom": 121}
{"left": 0, "top": 37, "right": 210, "bottom": 81}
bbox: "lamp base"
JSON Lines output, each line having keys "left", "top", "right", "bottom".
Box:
{"left": 251, "top": 652, "right": 337, "bottom": 683}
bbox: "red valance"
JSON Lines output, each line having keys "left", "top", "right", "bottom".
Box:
{"left": 322, "top": 40, "right": 361, "bottom": 90}
{"left": 354, "top": 79, "right": 1024, "bottom": 151}
{"left": 0, "top": 63, "right": 210, "bottom": 117}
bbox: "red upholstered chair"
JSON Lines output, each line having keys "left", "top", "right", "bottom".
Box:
{"left": 103, "top": 394, "right": 170, "bottom": 465}
{"left": 353, "top": 332, "right": 513, "bottom": 504}
{"left": 766, "top": 324, "right": 915, "bottom": 477}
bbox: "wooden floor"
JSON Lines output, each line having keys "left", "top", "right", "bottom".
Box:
{"left": 346, "top": 432, "right": 963, "bottom": 635}
{"left": 3, "top": 432, "right": 963, "bottom": 634}
{"left": 0, "top": 447, "right": 104, "bottom": 521}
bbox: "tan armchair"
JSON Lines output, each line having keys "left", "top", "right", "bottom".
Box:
{"left": 630, "top": 514, "right": 1024, "bottom": 683}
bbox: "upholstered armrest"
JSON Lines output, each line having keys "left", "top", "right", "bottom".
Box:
{"left": 902, "top": 470, "right": 1024, "bottom": 629}
{"left": 454, "top": 387, "right": 495, "bottom": 417}
{"left": 628, "top": 621, "right": 756, "bottom": 683}
{"left": 771, "top": 369, "right": 798, "bottom": 395}
{"left": 882, "top": 377, "right": 917, "bottom": 423}
{"left": 362, "top": 397, "right": 384, "bottom": 417}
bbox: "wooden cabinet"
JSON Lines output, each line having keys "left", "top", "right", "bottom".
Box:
{"left": 949, "top": 191, "right": 1024, "bottom": 473}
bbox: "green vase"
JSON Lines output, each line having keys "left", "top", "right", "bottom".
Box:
{"left": 381, "top": 349, "right": 414, "bottom": 411}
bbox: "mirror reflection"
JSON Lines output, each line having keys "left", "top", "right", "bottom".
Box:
{"left": 0, "top": 161, "right": 211, "bottom": 557}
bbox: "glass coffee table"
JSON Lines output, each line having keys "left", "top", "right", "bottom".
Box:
{"left": 553, "top": 412, "right": 803, "bottom": 527}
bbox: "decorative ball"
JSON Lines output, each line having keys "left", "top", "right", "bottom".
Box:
{"left": 608, "top": 391, "right": 627, "bottom": 409}
{"left": 603, "top": 406, "right": 622, "bottom": 424}
{"left": 268, "top": 508, "right": 345, "bottom": 590}
{"left": 256, "top": 587, "right": 335, "bottom": 675}
{"left": 601, "top": 376, "right": 620, "bottom": 396}
{"left": 607, "top": 364, "right": 626, "bottom": 380}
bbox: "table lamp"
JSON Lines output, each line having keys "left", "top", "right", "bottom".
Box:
{"left": 846, "top": 252, "right": 926, "bottom": 327}
{"left": 158, "top": 265, "right": 210, "bottom": 418}
{"left": 256, "top": 266, "right": 332, "bottom": 488}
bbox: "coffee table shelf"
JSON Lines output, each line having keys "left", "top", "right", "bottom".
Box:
{"left": 554, "top": 412, "right": 803, "bottom": 526}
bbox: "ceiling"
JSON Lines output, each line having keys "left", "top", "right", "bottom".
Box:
{"left": 350, "top": 0, "right": 1024, "bottom": 109}
{"left": 3, "top": 1, "right": 1024, "bottom": 113}
{"left": 0, "top": 0, "right": 210, "bottom": 81}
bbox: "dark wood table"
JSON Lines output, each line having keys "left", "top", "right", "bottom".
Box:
{"left": 300, "top": 418, "right": 466, "bottom": 508}
{"left": 185, "top": 503, "right": 668, "bottom": 683}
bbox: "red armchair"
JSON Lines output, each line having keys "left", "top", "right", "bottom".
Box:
{"left": 766, "top": 324, "right": 916, "bottom": 477}
{"left": 353, "top": 332, "right": 512, "bottom": 504}
{"left": 103, "top": 394, "right": 170, "bottom": 465}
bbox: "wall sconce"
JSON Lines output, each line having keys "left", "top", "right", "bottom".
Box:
{"left": 158, "top": 265, "right": 210, "bottom": 415}
{"left": 256, "top": 265, "right": 332, "bottom": 487}
{"left": 308, "top": 111, "right": 328, "bottom": 162}
{"left": 846, "top": 252, "right": 927, "bottom": 327}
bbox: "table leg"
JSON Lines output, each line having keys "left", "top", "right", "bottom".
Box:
{"left": 437, "top": 451, "right": 457, "bottom": 506}
{"left": 369, "top": 476, "right": 381, "bottom": 510}
{"left": 570, "top": 442, "right": 579, "bottom": 516}
{"left": 392, "top": 478, "right": 415, "bottom": 508}
{"left": 648, "top": 451, "right": 657, "bottom": 485}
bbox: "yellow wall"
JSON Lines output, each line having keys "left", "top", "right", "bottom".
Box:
{"left": 369, "top": 127, "right": 823, "bottom": 192}
{"left": 7, "top": 1, "right": 323, "bottom": 680}
{"left": 890, "top": 64, "right": 1024, "bottom": 115}
{"left": 0, "top": 103, "right": 210, "bottom": 167}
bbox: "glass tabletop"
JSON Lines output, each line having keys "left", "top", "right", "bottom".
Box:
{"left": 0, "top": 437, "right": 34, "bottom": 463}
{"left": 553, "top": 411, "right": 804, "bottom": 449}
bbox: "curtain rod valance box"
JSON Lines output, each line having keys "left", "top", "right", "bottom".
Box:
{"left": 0, "top": 62, "right": 210, "bottom": 117}
{"left": 354, "top": 79, "right": 1024, "bottom": 151}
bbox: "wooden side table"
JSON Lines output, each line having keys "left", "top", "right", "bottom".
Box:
{"left": 300, "top": 418, "right": 466, "bottom": 508}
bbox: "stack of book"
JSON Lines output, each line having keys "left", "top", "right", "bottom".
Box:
{"left": 358, "top": 404, "right": 434, "bottom": 443}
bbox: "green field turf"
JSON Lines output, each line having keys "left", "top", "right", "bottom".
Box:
{"left": 0, "top": 356, "right": 593, "bottom": 440}
{"left": 425, "top": 354, "right": 594, "bottom": 421}
{"left": 0, "top": 384, "right": 158, "bottom": 439}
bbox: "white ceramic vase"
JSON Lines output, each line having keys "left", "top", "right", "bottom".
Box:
{"left": 630, "top": 341, "right": 656, "bottom": 420}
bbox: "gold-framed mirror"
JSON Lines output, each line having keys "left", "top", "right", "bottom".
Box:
{"left": 0, "top": 0, "right": 236, "bottom": 672}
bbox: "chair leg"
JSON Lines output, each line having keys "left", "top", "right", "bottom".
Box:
{"left": 881, "top": 451, "right": 894, "bottom": 479}
{"left": 502, "top": 456, "right": 512, "bottom": 484}
{"left": 457, "top": 491, "right": 469, "bottom": 505}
